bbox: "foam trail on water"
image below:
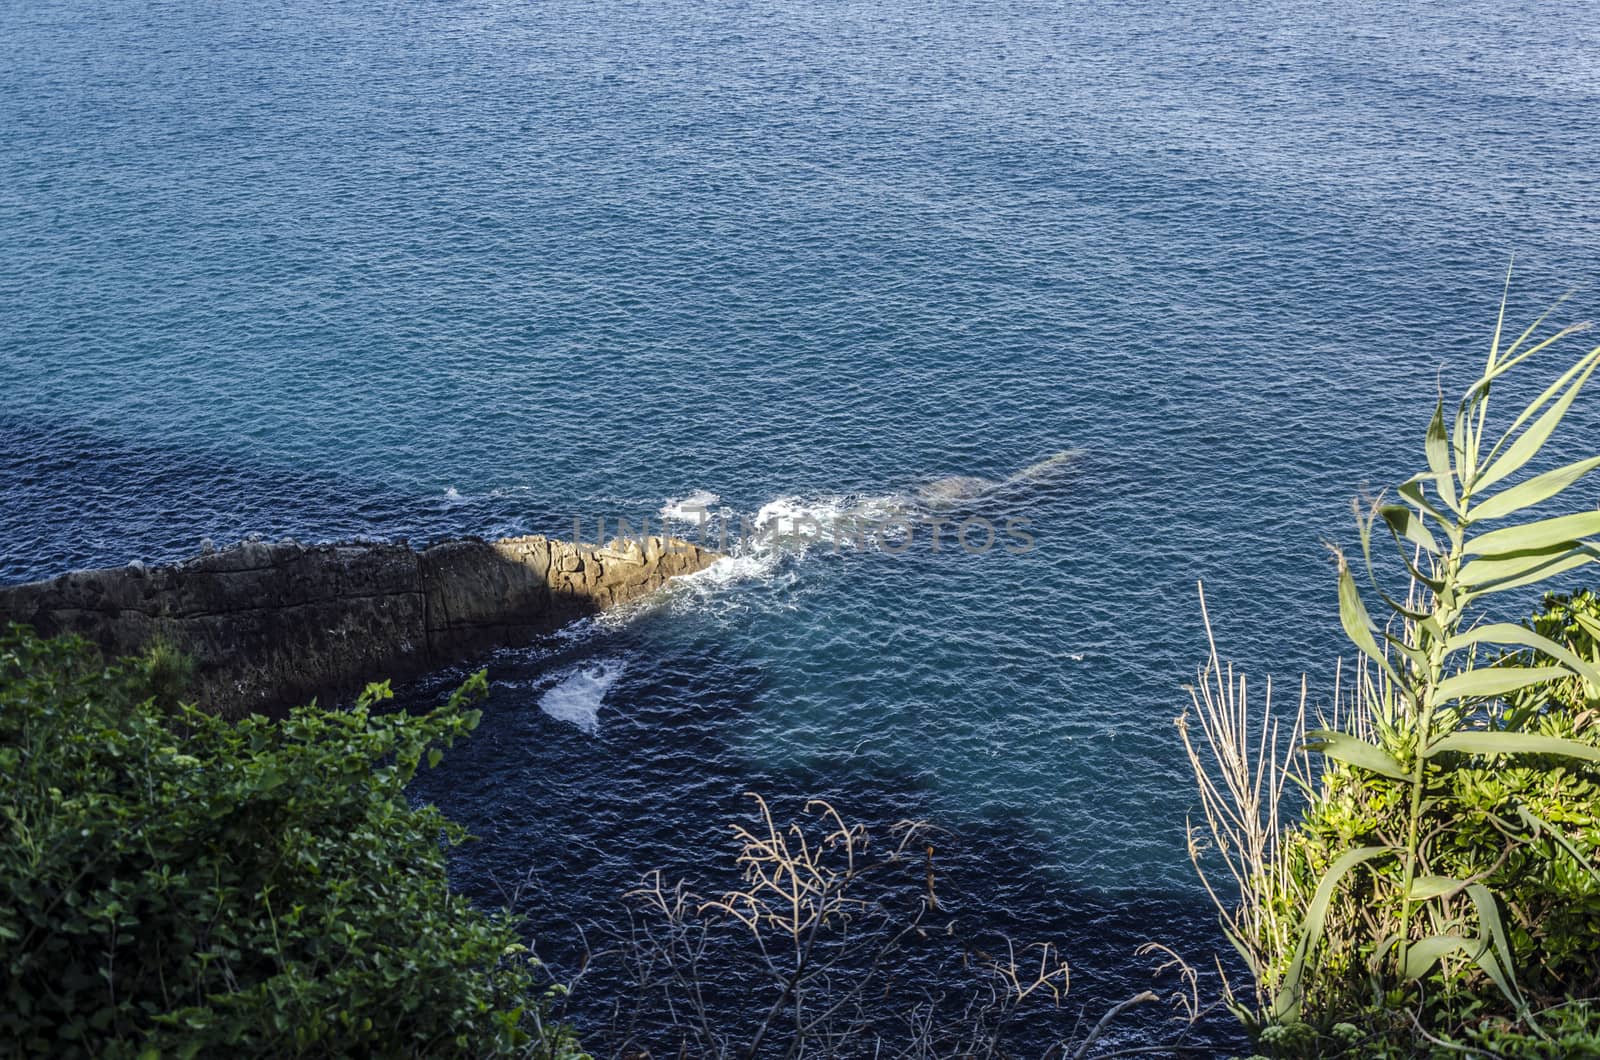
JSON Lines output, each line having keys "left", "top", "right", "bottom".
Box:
{"left": 688, "top": 493, "right": 897, "bottom": 572}
{"left": 626, "top": 492, "right": 902, "bottom": 624}
{"left": 659, "top": 489, "right": 721, "bottom": 524}
{"left": 538, "top": 659, "right": 625, "bottom": 734}
{"left": 576, "top": 451, "right": 1073, "bottom": 627}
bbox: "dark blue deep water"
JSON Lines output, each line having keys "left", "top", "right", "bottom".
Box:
{"left": 5, "top": 1, "right": 1600, "bottom": 1051}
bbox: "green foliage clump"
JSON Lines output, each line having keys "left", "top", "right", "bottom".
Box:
{"left": 0, "top": 625, "right": 585, "bottom": 1058}
{"left": 1257, "top": 591, "right": 1600, "bottom": 1055}
{"left": 1190, "top": 290, "right": 1600, "bottom": 1057}
{"left": 1455, "top": 1000, "right": 1600, "bottom": 1058}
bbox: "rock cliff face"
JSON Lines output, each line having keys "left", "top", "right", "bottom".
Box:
{"left": 0, "top": 535, "right": 720, "bottom": 716}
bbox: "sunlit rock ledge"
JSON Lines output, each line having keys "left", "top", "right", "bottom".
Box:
{"left": 0, "top": 534, "right": 721, "bottom": 717}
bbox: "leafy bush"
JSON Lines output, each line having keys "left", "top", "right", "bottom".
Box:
{"left": 0, "top": 625, "right": 585, "bottom": 1058}
{"left": 1183, "top": 288, "right": 1600, "bottom": 1056}
{"left": 1255, "top": 590, "right": 1600, "bottom": 1055}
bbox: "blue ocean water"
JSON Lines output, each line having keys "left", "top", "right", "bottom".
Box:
{"left": 4, "top": 0, "right": 1600, "bottom": 1049}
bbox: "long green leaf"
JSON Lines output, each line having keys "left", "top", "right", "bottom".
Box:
{"left": 1479, "top": 341, "right": 1598, "bottom": 475}
{"left": 1408, "top": 875, "right": 1464, "bottom": 901}
{"left": 1398, "top": 923, "right": 1521, "bottom": 1007}
{"left": 1459, "top": 545, "right": 1599, "bottom": 597}
{"left": 1472, "top": 948, "right": 1521, "bottom": 1013}
{"left": 1466, "top": 883, "right": 1522, "bottom": 1007}
{"left": 1456, "top": 269, "right": 1508, "bottom": 485}
{"left": 1432, "top": 666, "right": 1572, "bottom": 706}
{"left": 1359, "top": 499, "right": 1440, "bottom": 610}
{"left": 1467, "top": 511, "right": 1600, "bottom": 557}
{"left": 1273, "top": 845, "right": 1390, "bottom": 1022}
{"left": 1425, "top": 400, "right": 1460, "bottom": 513}
{"left": 1380, "top": 504, "right": 1442, "bottom": 555}
{"left": 1488, "top": 260, "right": 1514, "bottom": 370}
{"left": 1459, "top": 543, "right": 1576, "bottom": 586}
{"left": 1384, "top": 629, "right": 1429, "bottom": 670}
{"left": 1427, "top": 730, "right": 1600, "bottom": 763}
{"left": 1455, "top": 398, "right": 1474, "bottom": 487}
{"left": 1465, "top": 318, "right": 1588, "bottom": 406}
{"left": 1397, "top": 477, "right": 1452, "bottom": 527}
{"left": 1466, "top": 316, "right": 1589, "bottom": 408}
{"left": 1476, "top": 347, "right": 1600, "bottom": 492}
{"left": 1222, "top": 924, "right": 1257, "bottom": 975}
{"left": 1402, "top": 933, "right": 1478, "bottom": 981}
{"left": 1337, "top": 562, "right": 1399, "bottom": 683}
{"left": 1445, "top": 623, "right": 1600, "bottom": 687}
{"left": 1304, "top": 730, "right": 1409, "bottom": 779}
{"left": 1467, "top": 455, "right": 1600, "bottom": 523}
{"left": 1400, "top": 912, "right": 1522, "bottom": 1007}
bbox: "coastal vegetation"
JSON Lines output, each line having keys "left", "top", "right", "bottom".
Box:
{"left": 1183, "top": 291, "right": 1600, "bottom": 1056}
{"left": 0, "top": 627, "right": 584, "bottom": 1058}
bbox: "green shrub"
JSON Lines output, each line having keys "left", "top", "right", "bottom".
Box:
{"left": 1255, "top": 591, "right": 1600, "bottom": 1055}
{"left": 1456, "top": 1000, "right": 1600, "bottom": 1058}
{"left": 1185, "top": 288, "right": 1600, "bottom": 1057}
{"left": 0, "top": 624, "right": 585, "bottom": 1058}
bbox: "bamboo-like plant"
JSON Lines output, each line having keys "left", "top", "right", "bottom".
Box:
{"left": 1189, "top": 275, "right": 1600, "bottom": 1036}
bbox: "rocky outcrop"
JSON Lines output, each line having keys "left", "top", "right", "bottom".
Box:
{"left": 0, "top": 535, "right": 720, "bottom": 716}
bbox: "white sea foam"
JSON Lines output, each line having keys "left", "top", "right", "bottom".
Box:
{"left": 659, "top": 489, "right": 722, "bottom": 524}
{"left": 560, "top": 469, "right": 1031, "bottom": 630}
{"left": 538, "top": 659, "right": 625, "bottom": 734}
{"left": 645, "top": 492, "right": 903, "bottom": 617}
{"left": 752, "top": 496, "right": 842, "bottom": 541}
{"left": 675, "top": 551, "right": 783, "bottom": 592}
{"left": 749, "top": 493, "right": 907, "bottom": 549}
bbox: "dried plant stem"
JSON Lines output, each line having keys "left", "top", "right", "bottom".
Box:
{"left": 1177, "top": 581, "right": 1311, "bottom": 1012}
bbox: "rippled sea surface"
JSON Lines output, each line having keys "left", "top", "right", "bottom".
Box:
{"left": 5, "top": 0, "right": 1600, "bottom": 1051}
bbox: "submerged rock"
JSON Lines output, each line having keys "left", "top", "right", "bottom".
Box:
{"left": 912, "top": 450, "right": 1078, "bottom": 511}
{"left": 914, "top": 475, "right": 997, "bottom": 507}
